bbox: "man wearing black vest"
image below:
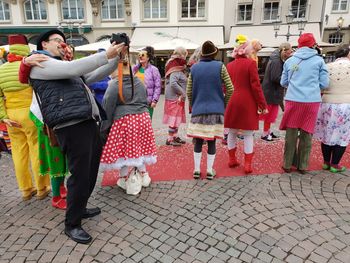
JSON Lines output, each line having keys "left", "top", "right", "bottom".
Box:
{"left": 28, "top": 29, "right": 125, "bottom": 244}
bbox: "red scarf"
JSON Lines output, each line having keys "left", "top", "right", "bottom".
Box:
{"left": 7, "top": 53, "right": 24, "bottom": 62}
{"left": 165, "top": 58, "right": 186, "bottom": 78}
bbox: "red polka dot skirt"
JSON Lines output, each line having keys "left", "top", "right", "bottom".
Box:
{"left": 100, "top": 112, "right": 157, "bottom": 171}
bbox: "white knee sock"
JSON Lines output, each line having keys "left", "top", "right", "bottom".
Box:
{"left": 194, "top": 152, "right": 202, "bottom": 172}
{"left": 119, "top": 166, "right": 129, "bottom": 177}
{"left": 243, "top": 130, "right": 254, "bottom": 154}
{"left": 207, "top": 154, "right": 216, "bottom": 174}
{"left": 227, "top": 129, "right": 238, "bottom": 150}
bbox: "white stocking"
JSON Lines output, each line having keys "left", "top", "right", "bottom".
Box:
{"left": 227, "top": 129, "right": 238, "bottom": 150}
{"left": 243, "top": 130, "right": 254, "bottom": 154}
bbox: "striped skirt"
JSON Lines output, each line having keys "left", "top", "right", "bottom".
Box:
{"left": 279, "top": 101, "right": 320, "bottom": 134}
{"left": 187, "top": 114, "right": 224, "bottom": 140}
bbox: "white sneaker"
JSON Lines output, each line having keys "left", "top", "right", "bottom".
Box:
{"left": 141, "top": 172, "right": 151, "bottom": 187}
{"left": 117, "top": 177, "right": 126, "bottom": 190}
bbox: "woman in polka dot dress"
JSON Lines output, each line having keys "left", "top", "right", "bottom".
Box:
{"left": 100, "top": 58, "right": 157, "bottom": 194}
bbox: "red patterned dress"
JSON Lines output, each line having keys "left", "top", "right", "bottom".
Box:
{"left": 100, "top": 75, "right": 157, "bottom": 172}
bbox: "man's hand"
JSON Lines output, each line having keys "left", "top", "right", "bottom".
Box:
{"left": 150, "top": 102, "right": 157, "bottom": 108}
{"left": 3, "top": 119, "right": 22, "bottom": 128}
{"left": 106, "top": 42, "right": 126, "bottom": 59}
{"left": 23, "top": 54, "right": 49, "bottom": 68}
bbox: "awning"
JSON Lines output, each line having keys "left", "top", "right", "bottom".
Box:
{"left": 75, "top": 40, "right": 139, "bottom": 53}
{"left": 227, "top": 23, "right": 330, "bottom": 48}
{"left": 130, "top": 26, "right": 224, "bottom": 50}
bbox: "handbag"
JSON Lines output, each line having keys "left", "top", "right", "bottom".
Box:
{"left": 43, "top": 124, "right": 59, "bottom": 147}
{"left": 126, "top": 168, "right": 142, "bottom": 195}
{"left": 33, "top": 90, "right": 59, "bottom": 147}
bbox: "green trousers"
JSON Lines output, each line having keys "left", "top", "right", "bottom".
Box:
{"left": 148, "top": 107, "right": 154, "bottom": 119}
{"left": 284, "top": 128, "right": 312, "bottom": 170}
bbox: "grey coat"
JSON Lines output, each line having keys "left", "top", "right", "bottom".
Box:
{"left": 262, "top": 49, "right": 285, "bottom": 105}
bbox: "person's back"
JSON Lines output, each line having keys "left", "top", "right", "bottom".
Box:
{"left": 279, "top": 33, "right": 330, "bottom": 174}
{"left": 190, "top": 59, "right": 224, "bottom": 116}
{"left": 322, "top": 58, "right": 350, "bottom": 103}
{"left": 103, "top": 75, "right": 148, "bottom": 123}
{"left": 281, "top": 47, "right": 328, "bottom": 103}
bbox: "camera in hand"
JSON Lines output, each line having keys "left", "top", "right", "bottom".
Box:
{"left": 110, "top": 33, "right": 130, "bottom": 46}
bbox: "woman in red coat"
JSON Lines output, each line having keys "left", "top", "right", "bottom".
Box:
{"left": 225, "top": 34, "right": 267, "bottom": 173}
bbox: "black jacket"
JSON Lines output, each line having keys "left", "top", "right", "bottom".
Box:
{"left": 31, "top": 77, "right": 93, "bottom": 128}
{"left": 262, "top": 49, "right": 285, "bottom": 105}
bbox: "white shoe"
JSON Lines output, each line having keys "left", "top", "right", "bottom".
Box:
{"left": 141, "top": 172, "right": 151, "bottom": 187}
{"left": 117, "top": 177, "right": 126, "bottom": 190}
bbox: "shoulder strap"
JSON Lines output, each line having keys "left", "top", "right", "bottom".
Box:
{"left": 288, "top": 58, "right": 303, "bottom": 83}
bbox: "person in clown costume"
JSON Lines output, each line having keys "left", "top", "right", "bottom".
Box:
{"left": 0, "top": 34, "right": 50, "bottom": 200}
{"left": 225, "top": 34, "right": 267, "bottom": 174}
{"left": 132, "top": 46, "right": 161, "bottom": 119}
{"left": 18, "top": 43, "right": 74, "bottom": 209}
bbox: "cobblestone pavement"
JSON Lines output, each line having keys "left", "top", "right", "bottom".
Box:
{"left": 1, "top": 151, "right": 350, "bottom": 263}
{"left": 1, "top": 96, "right": 350, "bottom": 262}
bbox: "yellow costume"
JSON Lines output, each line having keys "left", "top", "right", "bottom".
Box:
{"left": 0, "top": 35, "right": 50, "bottom": 200}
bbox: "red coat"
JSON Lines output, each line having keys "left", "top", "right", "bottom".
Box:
{"left": 225, "top": 56, "right": 267, "bottom": 130}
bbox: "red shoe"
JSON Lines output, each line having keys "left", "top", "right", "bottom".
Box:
{"left": 244, "top": 153, "right": 254, "bottom": 174}
{"left": 52, "top": 197, "right": 67, "bottom": 210}
{"left": 60, "top": 185, "right": 67, "bottom": 199}
{"left": 228, "top": 148, "right": 240, "bottom": 167}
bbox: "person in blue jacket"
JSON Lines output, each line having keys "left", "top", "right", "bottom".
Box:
{"left": 89, "top": 48, "right": 111, "bottom": 104}
{"left": 279, "top": 33, "right": 329, "bottom": 174}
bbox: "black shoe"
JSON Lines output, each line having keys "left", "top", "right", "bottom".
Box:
{"left": 261, "top": 135, "right": 273, "bottom": 142}
{"left": 193, "top": 171, "right": 201, "bottom": 179}
{"left": 174, "top": 137, "right": 186, "bottom": 144}
{"left": 82, "top": 207, "right": 101, "bottom": 219}
{"left": 64, "top": 226, "right": 92, "bottom": 244}
{"left": 270, "top": 132, "right": 279, "bottom": 139}
{"left": 165, "top": 139, "right": 182, "bottom": 146}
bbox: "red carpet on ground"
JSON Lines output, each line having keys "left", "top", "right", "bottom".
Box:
{"left": 147, "top": 139, "right": 350, "bottom": 181}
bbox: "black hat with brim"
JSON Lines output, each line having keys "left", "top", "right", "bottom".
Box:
{"left": 36, "top": 29, "right": 66, "bottom": 50}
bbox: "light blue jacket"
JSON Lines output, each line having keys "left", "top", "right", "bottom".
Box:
{"left": 281, "top": 47, "right": 329, "bottom": 102}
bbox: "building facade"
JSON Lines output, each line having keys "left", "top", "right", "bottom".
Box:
{"left": 322, "top": 0, "right": 350, "bottom": 49}
{"left": 0, "top": 1, "right": 347, "bottom": 51}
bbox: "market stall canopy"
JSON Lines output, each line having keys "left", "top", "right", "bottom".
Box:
{"left": 151, "top": 38, "right": 199, "bottom": 51}
{"left": 75, "top": 40, "right": 139, "bottom": 52}
{"left": 0, "top": 43, "right": 36, "bottom": 51}
{"left": 227, "top": 23, "right": 333, "bottom": 48}
{"left": 130, "top": 26, "right": 224, "bottom": 50}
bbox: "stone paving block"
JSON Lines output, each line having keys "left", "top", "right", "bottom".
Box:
{"left": 257, "top": 251, "right": 273, "bottom": 263}
{"left": 130, "top": 252, "right": 147, "bottom": 262}
{"left": 167, "top": 248, "right": 183, "bottom": 259}
{"left": 253, "top": 240, "right": 271, "bottom": 253}
{"left": 291, "top": 245, "right": 309, "bottom": 259}
{"left": 239, "top": 233, "right": 256, "bottom": 245}
{"left": 195, "top": 241, "right": 209, "bottom": 251}
{"left": 149, "top": 249, "right": 163, "bottom": 260}
{"left": 39, "top": 251, "right": 57, "bottom": 262}
{"left": 195, "top": 251, "right": 213, "bottom": 262}
{"left": 239, "top": 251, "right": 253, "bottom": 262}
{"left": 285, "top": 254, "right": 303, "bottom": 263}
{"left": 308, "top": 252, "right": 328, "bottom": 263}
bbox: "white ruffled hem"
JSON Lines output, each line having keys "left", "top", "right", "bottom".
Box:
{"left": 100, "top": 155, "right": 157, "bottom": 171}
